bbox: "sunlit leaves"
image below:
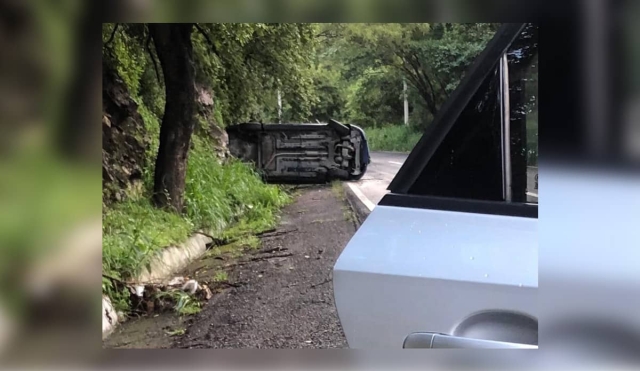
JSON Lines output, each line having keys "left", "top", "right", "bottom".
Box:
{"left": 336, "top": 23, "right": 498, "bottom": 124}
{"left": 103, "top": 23, "right": 317, "bottom": 126}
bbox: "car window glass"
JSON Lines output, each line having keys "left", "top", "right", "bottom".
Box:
{"left": 407, "top": 24, "right": 538, "bottom": 204}
{"left": 507, "top": 24, "right": 538, "bottom": 203}
{"left": 407, "top": 64, "right": 504, "bottom": 200}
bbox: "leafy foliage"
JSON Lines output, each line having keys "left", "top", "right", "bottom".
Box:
{"left": 320, "top": 23, "right": 499, "bottom": 130}
{"left": 102, "top": 21, "right": 499, "bottom": 141}
{"left": 365, "top": 125, "right": 423, "bottom": 153}
{"left": 345, "top": 66, "right": 404, "bottom": 127}
{"left": 192, "top": 23, "right": 317, "bottom": 124}
{"left": 103, "top": 23, "right": 317, "bottom": 127}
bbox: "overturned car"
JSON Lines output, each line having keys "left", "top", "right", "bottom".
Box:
{"left": 227, "top": 119, "right": 370, "bottom": 183}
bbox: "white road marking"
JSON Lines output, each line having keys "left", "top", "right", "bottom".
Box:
{"left": 347, "top": 182, "right": 376, "bottom": 211}
{"left": 388, "top": 161, "right": 404, "bottom": 166}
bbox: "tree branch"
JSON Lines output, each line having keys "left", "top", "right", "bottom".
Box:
{"left": 145, "top": 25, "right": 162, "bottom": 84}
{"left": 396, "top": 63, "right": 421, "bottom": 90}
{"left": 395, "top": 63, "right": 425, "bottom": 100}
{"left": 412, "top": 51, "right": 447, "bottom": 97}
{"left": 105, "top": 23, "right": 119, "bottom": 46}
{"left": 432, "top": 69, "right": 448, "bottom": 95}
{"left": 406, "top": 53, "right": 439, "bottom": 114}
{"left": 401, "top": 56, "right": 436, "bottom": 114}
{"left": 194, "top": 23, "right": 221, "bottom": 59}
{"left": 315, "top": 30, "right": 342, "bottom": 41}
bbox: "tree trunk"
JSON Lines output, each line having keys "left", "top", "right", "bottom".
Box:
{"left": 149, "top": 24, "right": 196, "bottom": 211}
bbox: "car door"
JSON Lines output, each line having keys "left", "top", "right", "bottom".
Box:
{"left": 333, "top": 23, "right": 539, "bottom": 349}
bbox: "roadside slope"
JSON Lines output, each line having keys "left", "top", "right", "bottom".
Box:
{"left": 175, "top": 185, "right": 355, "bottom": 349}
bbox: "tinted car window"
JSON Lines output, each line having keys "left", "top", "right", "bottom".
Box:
{"left": 407, "top": 64, "right": 504, "bottom": 200}
{"left": 408, "top": 24, "right": 539, "bottom": 204}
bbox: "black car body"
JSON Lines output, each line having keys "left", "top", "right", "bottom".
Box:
{"left": 227, "top": 119, "right": 370, "bottom": 183}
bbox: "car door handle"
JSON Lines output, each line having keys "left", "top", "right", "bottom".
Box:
{"left": 403, "top": 332, "right": 538, "bottom": 349}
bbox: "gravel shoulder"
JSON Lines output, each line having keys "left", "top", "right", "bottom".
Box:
{"left": 173, "top": 184, "right": 356, "bottom": 349}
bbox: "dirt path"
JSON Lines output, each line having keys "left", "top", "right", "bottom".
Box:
{"left": 103, "top": 185, "right": 356, "bottom": 349}
{"left": 169, "top": 185, "right": 355, "bottom": 349}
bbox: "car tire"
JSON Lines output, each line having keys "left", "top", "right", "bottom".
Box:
{"left": 349, "top": 163, "right": 367, "bottom": 181}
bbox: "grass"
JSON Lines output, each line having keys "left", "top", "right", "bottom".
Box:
{"left": 102, "top": 198, "right": 194, "bottom": 311}
{"left": 365, "top": 125, "right": 422, "bottom": 153}
{"left": 165, "top": 328, "right": 186, "bottom": 337}
{"left": 213, "top": 271, "right": 228, "bottom": 282}
{"left": 155, "top": 290, "right": 202, "bottom": 316}
{"left": 342, "top": 206, "right": 356, "bottom": 224}
{"left": 331, "top": 181, "right": 345, "bottom": 201}
{"left": 102, "top": 133, "right": 290, "bottom": 313}
{"left": 185, "top": 136, "right": 289, "bottom": 234}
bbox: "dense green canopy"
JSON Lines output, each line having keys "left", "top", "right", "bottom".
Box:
{"left": 103, "top": 23, "right": 498, "bottom": 129}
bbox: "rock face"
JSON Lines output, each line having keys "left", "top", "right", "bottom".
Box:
{"left": 196, "top": 84, "right": 229, "bottom": 162}
{"left": 102, "top": 62, "right": 149, "bottom": 205}
{"left": 102, "top": 66, "right": 230, "bottom": 205}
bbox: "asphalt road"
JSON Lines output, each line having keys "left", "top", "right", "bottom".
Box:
{"left": 349, "top": 151, "right": 408, "bottom": 208}
{"left": 350, "top": 152, "right": 538, "bottom": 209}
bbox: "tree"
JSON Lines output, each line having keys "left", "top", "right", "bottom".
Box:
{"left": 338, "top": 23, "right": 499, "bottom": 127}
{"left": 345, "top": 66, "right": 404, "bottom": 127}
{"left": 148, "top": 24, "right": 197, "bottom": 211}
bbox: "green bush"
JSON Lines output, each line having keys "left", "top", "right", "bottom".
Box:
{"left": 365, "top": 125, "right": 422, "bottom": 153}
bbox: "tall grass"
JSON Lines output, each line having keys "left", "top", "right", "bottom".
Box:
{"left": 185, "top": 136, "right": 290, "bottom": 235}
{"left": 365, "top": 125, "right": 422, "bottom": 153}
{"left": 103, "top": 198, "right": 194, "bottom": 310}
{"left": 103, "top": 132, "right": 289, "bottom": 312}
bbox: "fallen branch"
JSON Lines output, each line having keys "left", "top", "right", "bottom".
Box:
{"left": 255, "top": 228, "right": 277, "bottom": 236}
{"left": 218, "top": 281, "right": 246, "bottom": 289}
{"left": 254, "top": 246, "right": 288, "bottom": 255}
{"left": 194, "top": 231, "right": 231, "bottom": 247}
{"left": 258, "top": 229, "right": 298, "bottom": 238}
{"left": 310, "top": 278, "right": 331, "bottom": 288}
{"left": 222, "top": 252, "right": 293, "bottom": 268}
{"left": 223, "top": 261, "right": 246, "bottom": 269}
{"left": 247, "top": 252, "right": 293, "bottom": 262}
{"left": 175, "top": 342, "right": 210, "bottom": 349}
